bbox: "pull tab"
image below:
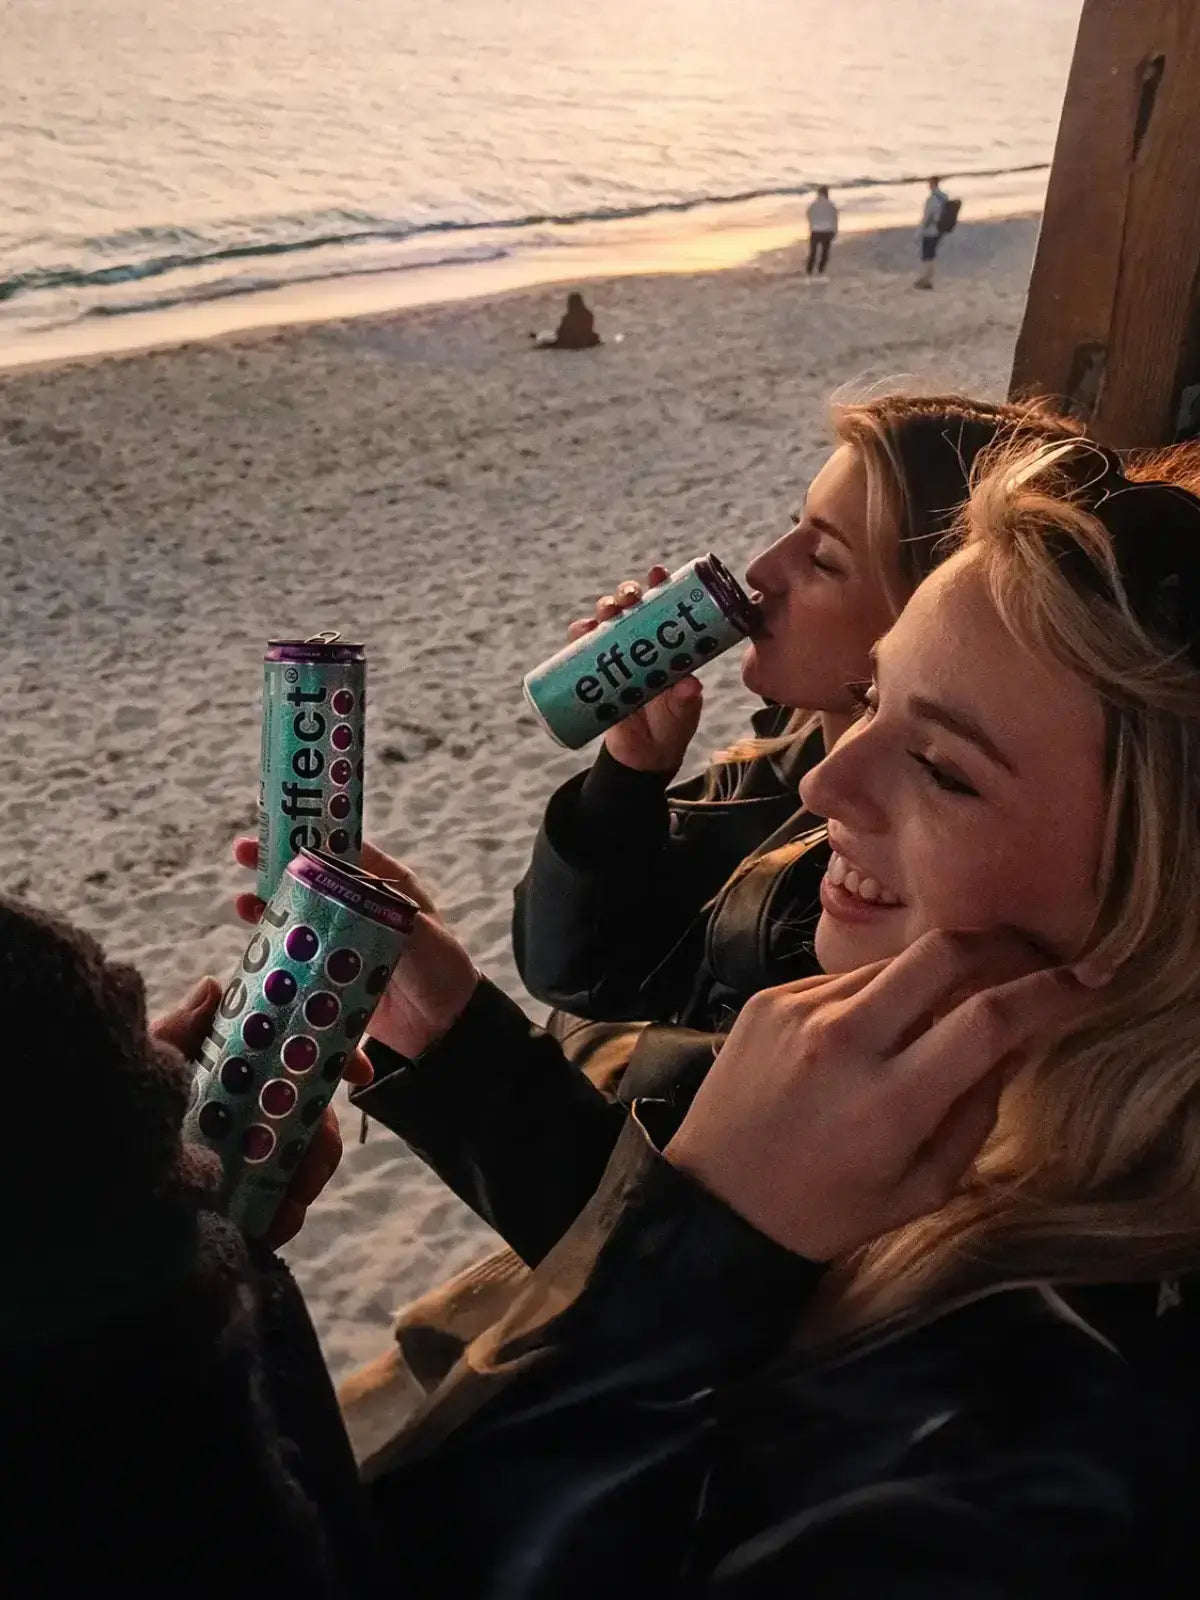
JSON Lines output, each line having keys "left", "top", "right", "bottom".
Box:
{"left": 305, "top": 630, "right": 342, "bottom": 645}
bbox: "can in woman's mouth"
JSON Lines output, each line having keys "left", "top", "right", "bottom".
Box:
{"left": 185, "top": 849, "right": 418, "bottom": 1239}
{"left": 257, "top": 634, "right": 366, "bottom": 901}
{"left": 522, "top": 554, "right": 760, "bottom": 749}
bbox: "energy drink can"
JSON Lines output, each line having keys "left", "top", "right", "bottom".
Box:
{"left": 185, "top": 848, "right": 417, "bottom": 1239}
{"left": 522, "top": 554, "right": 759, "bottom": 750}
{"left": 257, "top": 633, "right": 366, "bottom": 901}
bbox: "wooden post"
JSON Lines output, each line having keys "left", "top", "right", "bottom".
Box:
{"left": 1009, "top": 0, "right": 1200, "bottom": 447}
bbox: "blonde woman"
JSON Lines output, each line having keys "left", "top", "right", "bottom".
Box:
{"left": 511, "top": 394, "right": 1084, "bottom": 1103}
{"left": 352, "top": 436, "right": 1200, "bottom": 1595}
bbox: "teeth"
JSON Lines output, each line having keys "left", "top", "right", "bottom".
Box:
{"left": 828, "top": 851, "right": 901, "bottom": 907}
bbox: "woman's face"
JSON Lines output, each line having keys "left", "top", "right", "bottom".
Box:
{"left": 799, "top": 552, "right": 1108, "bottom": 974}
{"left": 741, "top": 445, "right": 900, "bottom": 711}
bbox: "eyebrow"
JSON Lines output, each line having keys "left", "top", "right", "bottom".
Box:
{"left": 870, "top": 647, "right": 1018, "bottom": 774}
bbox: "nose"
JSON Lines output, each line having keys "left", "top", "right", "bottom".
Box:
{"left": 800, "top": 718, "right": 889, "bottom": 834}
{"left": 744, "top": 528, "right": 794, "bottom": 595}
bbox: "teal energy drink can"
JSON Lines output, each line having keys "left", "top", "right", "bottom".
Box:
{"left": 257, "top": 634, "right": 366, "bottom": 901}
{"left": 522, "top": 554, "right": 759, "bottom": 749}
{"left": 185, "top": 849, "right": 418, "bottom": 1239}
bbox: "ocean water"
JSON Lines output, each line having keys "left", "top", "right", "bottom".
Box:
{"left": 0, "top": 0, "right": 1082, "bottom": 359}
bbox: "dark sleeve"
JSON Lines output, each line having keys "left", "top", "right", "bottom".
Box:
{"left": 352, "top": 980, "right": 628, "bottom": 1264}
{"left": 511, "top": 746, "right": 750, "bottom": 1020}
{"left": 367, "top": 1110, "right": 823, "bottom": 1591}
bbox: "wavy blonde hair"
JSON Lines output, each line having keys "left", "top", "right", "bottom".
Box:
{"left": 711, "top": 393, "right": 1083, "bottom": 786}
{"left": 820, "top": 438, "right": 1200, "bottom": 1335}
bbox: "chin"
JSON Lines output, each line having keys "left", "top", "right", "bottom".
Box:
{"left": 814, "top": 910, "right": 910, "bottom": 975}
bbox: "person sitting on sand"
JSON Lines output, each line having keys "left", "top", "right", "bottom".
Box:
{"left": 1, "top": 896, "right": 380, "bottom": 1596}
{"left": 531, "top": 290, "right": 602, "bottom": 350}
{"left": 349, "top": 437, "right": 1200, "bottom": 1594}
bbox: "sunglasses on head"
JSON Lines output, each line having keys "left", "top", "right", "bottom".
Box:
{"left": 1013, "top": 440, "right": 1200, "bottom": 665}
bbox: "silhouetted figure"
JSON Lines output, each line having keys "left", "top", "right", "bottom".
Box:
{"left": 532, "top": 292, "right": 602, "bottom": 350}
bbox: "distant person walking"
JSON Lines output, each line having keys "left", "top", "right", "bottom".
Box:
{"left": 805, "top": 186, "right": 838, "bottom": 277}
{"left": 915, "top": 175, "right": 949, "bottom": 289}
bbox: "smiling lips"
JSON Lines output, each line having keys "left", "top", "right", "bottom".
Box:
{"left": 826, "top": 850, "right": 904, "bottom": 907}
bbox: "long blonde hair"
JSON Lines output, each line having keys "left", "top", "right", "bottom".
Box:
{"left": 822, "top": 438, "right": 1200, "bottom": 1335}
{"left": 712, "top": 393, "right": 1084, "bottom": 785}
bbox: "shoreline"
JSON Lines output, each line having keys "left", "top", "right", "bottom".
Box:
{"left": 0, "top": 169, "right": 1047, "bottom": 375}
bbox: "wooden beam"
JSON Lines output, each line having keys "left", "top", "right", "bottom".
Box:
{"left": 1010, "top": 0, "right": 1200, "bottom": 447}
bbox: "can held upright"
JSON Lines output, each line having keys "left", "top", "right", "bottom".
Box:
{"left": 185, "top": 849, "right": 418, "bottom": 1239}
{"left": 522, "top": 554, "right": 760, "bottom": 749}
{"left": 257, "top": 634, "right": 366, "bottom": 901}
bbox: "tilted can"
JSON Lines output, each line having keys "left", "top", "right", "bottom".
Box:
{"left": 185, "top": 849, "right": 418, "bottom": 1239}
{"left": 522, "top": 554, "right": 760, "bottom": 750}
{"left": 257, "top": 634, "right": 366, "bottom": 902}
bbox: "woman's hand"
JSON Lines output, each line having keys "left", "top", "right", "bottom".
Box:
{"left": 569, "top": 565, "right": 704, "bottom": 777}
{"left": 232, "top": 837, "right": 479, "bottom": 1061}
{"left": 151, "top": 975, "right": 372, "bottom": 1248}
{"left": 665, "top": 930, "right": 1101, "bottom": 1262}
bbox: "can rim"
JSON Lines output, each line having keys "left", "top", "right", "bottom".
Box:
{"left": 266, "top": 638, "right": 366, "bottom": 664}
{"left": 694, "top": 553, "right": 762, "bottom": 638}
{"left": 288, "top": 849, "right": 419, "bottom": 931}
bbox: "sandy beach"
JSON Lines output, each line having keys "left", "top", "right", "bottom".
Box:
{"left": 0, "top": 213, "right": 1040, "bottom": 1384}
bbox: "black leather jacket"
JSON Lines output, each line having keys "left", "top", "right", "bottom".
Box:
{"left": 359, "top": 1000, "right": 1199, "bottom": 1598}
{"left": 512, "top": 711, "right": 828, "bottom": 1033}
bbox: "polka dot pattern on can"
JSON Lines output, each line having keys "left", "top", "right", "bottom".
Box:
{"left": 242, "top": 1013, "right": 276, "bottom": 1051}
{"left": 282, "top": 1035, "right": 318, "bottom": 1075}
{"left": 305, "top": 991, "right": 340, "bottom": 1029}
{"left": 286, "top": 925, "right": 319, "bottom": 962}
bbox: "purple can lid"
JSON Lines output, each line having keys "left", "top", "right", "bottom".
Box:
{"left": 288, "top": 850, "right": 418, "bottom": 934}
{"left": 266, "top": 632, "right": 366, "bottom": 665}
{"left": 694, "top": 554, "right": 763, "bottom": 638}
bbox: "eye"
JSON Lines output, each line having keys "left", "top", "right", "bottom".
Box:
{"left": 909, "top": 750, "right": 979, "bottom": 798}
{"left": 810, "top": 551, "right": 841, "bottom": 576}
{"left": 847, "top": 681, "right": 877, "bottom": 720}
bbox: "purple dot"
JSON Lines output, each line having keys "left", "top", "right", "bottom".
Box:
{"left": 332, "top": 688, "right": 355, "bottom": 716}
{"left": 326, "top": 947, "right": 362, "bottom": 986}
{"left": 260, "top": 1078, "right": 298, "bottom": 1119}
{"left": 322, "top": 1051, "right": 347, "bottom": 1083}
{"left": 305, "top": 991, "right": 340, "bottom": 1029}
{"left": 344, "top": 1007, "right": 370, "bottom": 1039}
{"left": 285, "top": 925, "right": 319, "bottom": 962}
{"left": 329, "top": 829, "right": 350, "bottom": 854}
{"left": 282, "top": 1035, "right": 318, "bottom": 1075}
{"left": 242, "top": 1012, "right": 276, "bottom": 1051}
{"left": 242, "top": 1124, "right": 276, "bottom": 1164}
{"left": 330, "top": 758, "right": 353, "bottom": 787}
{"left": 198, "top": 1102, "right": 232, "bottom": 1140}
{"left": 329, "top": 792, "right": 351, "bottom": 821}
{"left": 355, "top": 759, "right": 365, "bottom": 781}
{"left": 331, "top": 723, "right": 353, "bottom": 752}
{"left": 365, "top": 964, "right": 390, "bottom": 996}
{"left": 278, "top": 1138, "right": 305, "bottom": 1173}
{"left": 220, "top": 1057, "right": 253, "bottom": 1095}
{"left": 263, "top": 968, "right": 298, "bottom": 1007}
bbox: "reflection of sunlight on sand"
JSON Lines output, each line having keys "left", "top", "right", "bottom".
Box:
{"left": 0, "top": 171, "right": 1048, "bottom": 374}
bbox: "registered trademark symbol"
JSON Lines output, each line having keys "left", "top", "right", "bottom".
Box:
{"left": 284, "top": 668, "right": 299, "bottom": 684}
{"left": 689, "top": 588, "right": 704, "bottom": 602}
